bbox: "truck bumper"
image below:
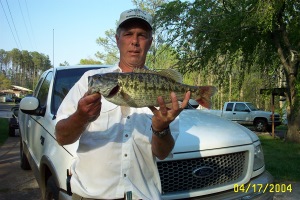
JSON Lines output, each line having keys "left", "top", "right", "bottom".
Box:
{"left": 59, "top": 171, "right": 274, "bottom": 200}
{"left": 184, "top": 171, "right": 274, "bottom": 200}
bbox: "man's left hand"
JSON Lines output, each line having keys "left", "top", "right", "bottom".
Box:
{"left": 149, "top": 91, "right": 191, "bottom": 132}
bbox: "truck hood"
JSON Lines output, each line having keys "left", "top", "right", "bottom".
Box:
{"left": 173, "top": 109, "right": 259, "bottom": 153}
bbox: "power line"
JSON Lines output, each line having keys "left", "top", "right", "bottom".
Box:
{"left": 18, "top": 0, "right": 33, "bottom": 50}
{"left": 5, "top": 0, "right": 23, "bottom": 50}
{"left": 0, "top": 0, "right": 20, "bottom": 49}
{"left": 25, "top": 0, "right": 37, "bottom": 49}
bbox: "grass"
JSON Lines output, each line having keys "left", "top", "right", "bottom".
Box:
{"left": 0, "top": 118, "right": 9, "bottom": 146}
{"left": 259, "top": 134, "right": 300, "bottom": 182}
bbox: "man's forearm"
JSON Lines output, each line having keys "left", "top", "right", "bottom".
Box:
{"left": 151, "top": 132, "right": 175, "bottom": 160}
{"left": 55, "top": 112, "right": 89, "bottom": 146}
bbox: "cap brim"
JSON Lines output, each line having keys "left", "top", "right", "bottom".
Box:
{"left": 118, "top": 18, "right": 152, "bottom": 30}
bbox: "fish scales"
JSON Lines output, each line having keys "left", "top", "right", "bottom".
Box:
{"left": 88, "top": 69, "right": 217, "bottom": 108}
{"left": 117, "top": 73, "right": 190, "bottom": 106}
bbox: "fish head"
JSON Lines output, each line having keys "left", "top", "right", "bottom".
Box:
{"left": 88, "top": 73, "right": 120, "bottom": 97}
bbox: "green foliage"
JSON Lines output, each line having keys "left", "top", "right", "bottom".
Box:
{"left": 0, "top": 73, "right": 11, "bottom": 90}
{"left": 79, "top": 58, "right": 102, "bottom": 65}
{"left": 59, "top": 61, "right": 70, "bottom": 66}
{"left": 0, "top": 49, "right": 52, "bottom": 90}
{"left": 95, "top": 29, "right": 119, "bottom": 65}
{"left": 147, "top": 44, "right": 179, "bottom": 70}
{"left": 155, "top": 0, "right": 300, "bottom": 141}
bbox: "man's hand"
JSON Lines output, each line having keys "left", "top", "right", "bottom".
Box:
{"left": 76, "top": 92, "right": 102, "bottom": 123}
{"left": 149, "top": 91, "right": 191, "bottom": 132}
{"left": 148, "top": 91, "right": 190, "bottom": 160}
{"left": 55, "top": 92, "right": 102, "bottom": 145}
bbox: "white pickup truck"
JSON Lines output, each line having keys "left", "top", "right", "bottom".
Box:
{"left": 201, "top": 102, "right": 281, "bottom": 132}
{"left": 18, "top": 65, "right": 274, "bottom": 200}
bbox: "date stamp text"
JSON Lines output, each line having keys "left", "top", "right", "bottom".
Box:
{"left": 234, "top": 183, "right": 292, "bottom": 193}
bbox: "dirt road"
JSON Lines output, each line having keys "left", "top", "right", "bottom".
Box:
{"left": 0, "top": 136, "right": 41, "bottom": 200}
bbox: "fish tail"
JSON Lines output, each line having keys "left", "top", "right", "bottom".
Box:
{"left": 195, "top": 86, "right": 217, "bottom": 109}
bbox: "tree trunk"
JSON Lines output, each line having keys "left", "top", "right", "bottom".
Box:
{"left": 272, "top": 13, "right": 300, "bottom": 143}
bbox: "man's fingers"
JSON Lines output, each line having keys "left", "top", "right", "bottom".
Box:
{"left": 157, "top": 96, "right": 168, "bottom": 115}
{"left": 181, "top": 91, "right": 191, "bottom": 109}
{"left": 148, "top": 106, "right": 157, "bottom": 113}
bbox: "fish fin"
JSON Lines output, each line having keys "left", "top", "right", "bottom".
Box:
{"left": 133, "top": 68, "right": 183, "bottom": 83}
{"left": 158, "top": 69, "right": 183, "bottom": 83}
{"left": 195, "top": 86, "right": 217, "bottom": 109}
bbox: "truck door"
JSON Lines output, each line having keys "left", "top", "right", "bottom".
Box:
{"left": 222, "top": 102, "right": 234, "bottom": 120}
{"left": 232, "top": 103, "right": 251, "bottom": 124}
{"left": 27, "top": 71, "right": 53, "bottom": 164}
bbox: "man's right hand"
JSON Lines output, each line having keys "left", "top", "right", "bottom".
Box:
{"left": 76, "top": 92, "right": 102, "bottom": 123}
{"left": 55, "top": 92, "right": 102, "bottom": 146}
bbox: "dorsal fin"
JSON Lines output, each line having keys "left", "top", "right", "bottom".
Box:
{"left": 158, "top": 69, "right": 183, "bottom": 83}
{"left": 132, "top": 68, "right": 183, "bottom": 83}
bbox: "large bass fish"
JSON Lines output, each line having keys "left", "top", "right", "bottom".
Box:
{"left": 88, "top": 69, "right": 217, "bottom": 108}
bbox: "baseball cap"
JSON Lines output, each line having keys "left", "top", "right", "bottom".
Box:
{"left": 117, "top": 9, "right": 153, "bottom": 30}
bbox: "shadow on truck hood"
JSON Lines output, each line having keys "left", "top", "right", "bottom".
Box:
{"left": 173, "top": 109, "right": 259, "bottom": 153}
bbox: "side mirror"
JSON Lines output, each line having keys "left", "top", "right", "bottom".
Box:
{"left": 20, "top": 97, "right": 45, "bottom": 116}
{"left": 188, "top": 99, "right": 199, "bottom": 109}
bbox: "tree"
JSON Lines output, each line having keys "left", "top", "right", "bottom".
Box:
{"left": 0, "top": 49, "right": 52, "bottom": 90}
{"left": 95, "top": 29, "right": 119, "bottom": 65}
{"left": 0, "top": 73, "right": 11, "bottom": 90}
{"left": 59, "top": 61, "right": 70, "bottom": 66}
{"left": 79, "top": 58, "right": 102, "bottom": 65}
{"left": 155, "top": 0, "right": 300, "bottom": 142}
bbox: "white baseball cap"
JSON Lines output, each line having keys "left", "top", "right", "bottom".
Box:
{"left": 117, "top": 9, "right": 153, "bottom": 30}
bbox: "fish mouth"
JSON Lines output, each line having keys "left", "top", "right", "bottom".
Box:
{"left": 107, "top": 85, "right": 120, "bottom": 98}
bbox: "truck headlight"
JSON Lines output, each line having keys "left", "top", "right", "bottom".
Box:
{"left": 253, "top": 144, "right": 264, "bottom": 170}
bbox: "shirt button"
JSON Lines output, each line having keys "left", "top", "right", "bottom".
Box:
{"left": 125, "top": 134, "right": 128, "bottom": 137}
{"left": 127, "top": 116, "right": 130, "bottom": 119}
{"left": 124, "top": 174, "right": 127, "bottom": 177}
{"left": 124, "top": 154, "right": 127, "bottom": 157}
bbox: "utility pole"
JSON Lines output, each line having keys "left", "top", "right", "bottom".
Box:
{"left": 53, "top": 29, "right": 55, "bottom": 68}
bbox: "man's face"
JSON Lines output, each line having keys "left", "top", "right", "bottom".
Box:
{"left": 116, "top": 22, "right": 153, "bottom": 70}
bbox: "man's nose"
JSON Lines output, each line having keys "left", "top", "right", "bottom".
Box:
{"left": 131, "top": 35, "right": 139, "bottom": 46}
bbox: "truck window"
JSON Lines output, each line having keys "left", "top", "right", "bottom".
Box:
{"left": 226, "top": 103, "right": 234, "bottom": 111}
{"left": 234, "top": 103, "right": 247, "bottom": 112}
{"left": 36, "top": 72, "right": 53, "bottom": 108}
{"left": 51, "top": 67, "right": 101, "bottom": 115}
{"left": 246, "top": 102, "right": 258, "bottom": 111}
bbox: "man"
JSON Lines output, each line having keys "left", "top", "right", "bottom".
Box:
{"left": 55, "top": 8, "right": 190, "bottom": 200}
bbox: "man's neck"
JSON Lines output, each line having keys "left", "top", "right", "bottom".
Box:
{"left": 119, "top": 63, "right": 145, "bottom": 72}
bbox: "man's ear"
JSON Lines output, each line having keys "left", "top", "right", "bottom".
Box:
{"left": 115, "top": 34, "right": 119, "bottom": 47}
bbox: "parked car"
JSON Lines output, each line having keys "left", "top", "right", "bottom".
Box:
{"left": 19, "top": 65, "right": 274, "bottom": 200}
{"left": 8, "top": 105, "right": 19, "bottom": 137}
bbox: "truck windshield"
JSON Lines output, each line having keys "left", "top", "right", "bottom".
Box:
{"left": 51, "top": 67, "right": 102, "bottom": 115}
{"left": 246, "top": 103, "right": 259, "bottom": 111}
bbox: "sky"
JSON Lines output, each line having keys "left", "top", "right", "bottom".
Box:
{"left": 0, "top": 0, "right": 136, "bottom": 67}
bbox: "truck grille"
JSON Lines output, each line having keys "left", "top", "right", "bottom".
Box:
{"left": 158, "top": 151, "right": 246, "bottom": 194}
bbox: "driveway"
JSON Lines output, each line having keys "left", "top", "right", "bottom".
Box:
{"left": 0, "top": 136, "right": 42, "bottom": 200}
